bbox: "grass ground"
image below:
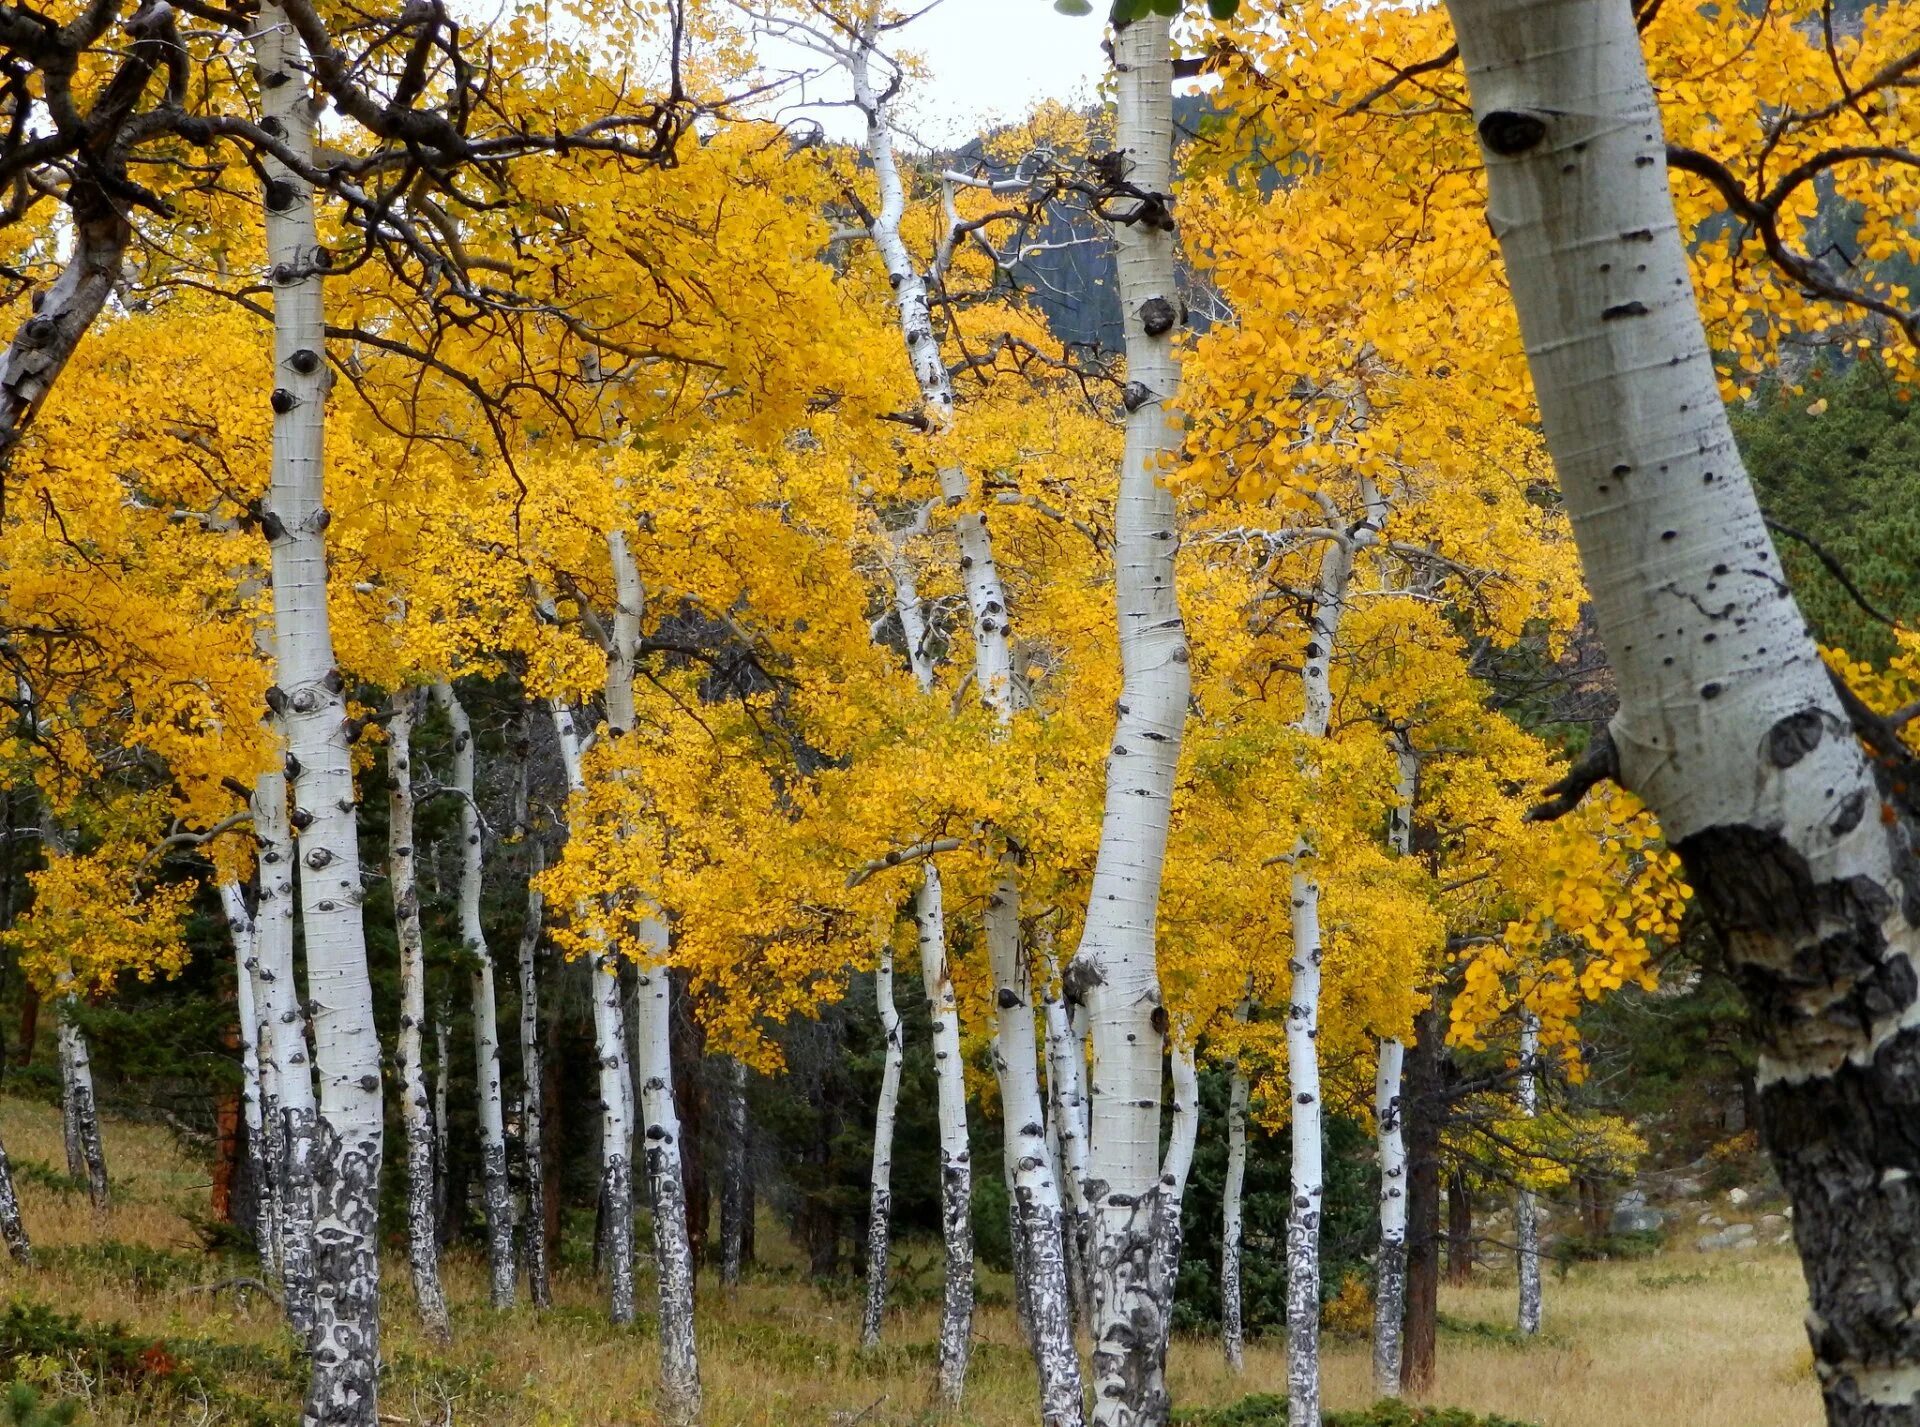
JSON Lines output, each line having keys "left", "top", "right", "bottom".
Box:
{"left": 0, "top": 1096, "right": 1822, "bottom": 1426}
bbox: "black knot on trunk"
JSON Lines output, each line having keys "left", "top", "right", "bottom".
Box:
{"left": 996, "top": 987, "right": 1022, "bottom": 1010}
{"left": 264, "top": 179, "right": 297, "bottom": 212}
{"left": 305, "top": 847, "right": 334, "bottom": 870}
{"left": 290, "top": 348, "right": 322, "bottom": 375}
{"left": 1123, "top": 380, "right": 1153, "bottom": 413}
{"left": 1139, "top": 295, "right": 1179, "bottom": 337}
{"left": 1478, "top": 109, "right": 1549, "bottom": 156}
{"left": 270, "top": 387, "right": 297, "bottom": 414}
{"left": 290, "top": 808, "right": 313, "bottom": 830}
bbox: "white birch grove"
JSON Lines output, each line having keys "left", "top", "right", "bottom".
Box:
{"left": 250, "top": 765, "right": 317, "bottom": 1338}
{"left": 1069, "top": 18, "right": 1195, "bottom": 1423}
{"left": 433, "top": 682, "right": 516, "bottom": 1308}
{"left": 56, "top": 982, "right": 107, "bottom": 1212}
{"left": 1515, "top": 1010, "right": 1541, "bottom": 1336}
{"left": 860, "top": 934, "right": 905, "bottom": 1350}
{"left": 513, "top": 748, "right": 552, "bottom": 1309}
{"left": 221, "top": 882, "right": 281, "bottom": 1284}
{"left": 633, "top": 922, "right": 701, "bottom": 1427}
{"left": 1373, "top": 736, "right": 1418, "bottom": 1396}
{"left": 1443, "top": 3, "right": 1920, "bottom": 1419}
{"left": 253, "top": 8, "right": 383, "bottom": 1416}
{"left": 1220, "top": 1006, "right": 1250, "bottom": 1373}
{"left": 551, "top": 698, "right": 636, "bottom": 1325}
{"left": 387, "top": 693, "right": 451, "bottom": 1341}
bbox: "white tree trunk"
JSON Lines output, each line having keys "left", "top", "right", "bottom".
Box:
{"left": 0, "top": 1125, "right": 28, "bottom": 1263}
{"left": 56, "top": 989, "right": 107, "bottom": 1212}
{"left": 431, "top": 1011, "right": 450, "bottom": 1246}
{"left": 1221, "top": 1034, "right": 1249, "bottom": 1374}
{"left": 1041, "top": 951, "right": 1094, "bottom": 1328}
{"left": 1515, "top": 1011, "right": 1541, "bottom": 1336}
{"left": 918, "top": 866, "right": 975, "bottom": 1407}
{"left": 250, "top": 766, "right": 318, "bottom": 1339}
{"left": 514, "top": 749, "right": 552, "bottom": 1309}
{"left": 1070, "top": 17, "right": 1194, "bottom": 1423}
{"left": 252, "top": 9, "right": 382, "bottom": 1419}
{"left": 387, "top": 694, "right": 451, "bottom": 1341}
{"left": 861, "top": 938, "right": 905, "bottom": 1350}
{"left": 720, "top": 1057, "right": 747, "bottom": 1291}
{"left": 433, "top": 682, "right": 516, "bottom": 1308}
{"left": 634, "top": 925, "right": 701, "bottom": 1426}
{"left": 1373, "top": 1038, "right": 1409, "bottom": 1396}
{"left": 1445, "top": 4, "right": 1920, "bottom": 1421}
{"left": 222, "top": 883, "right": 281, "bottom": 1285}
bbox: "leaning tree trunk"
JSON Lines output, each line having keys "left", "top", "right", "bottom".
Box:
{"left": 222, "top": 883, "right": 281, "bottom": 1282}
{"left": 635, "top": 923, "right": 701, "bottom": 1426}
{"left": 254, "top": 9, "right": 383, "bottom": 1417}
{"left": 1066, "top": 16, "right": 1196, "bottom": 1427}
{"left": 514, "top": 750, "right": 553, "bottom": 1309}
{"left": 434, "top": 682, "right": 515, "bottom": 1308}
{"left": 918, "top": 867, "right": 975, "bottom": 1408}
{"left": 720, "top": 1057, "right": 747, "bottom": 1290}
{"left": 1400, "top": 1003, "right": 1444, "bottom": 1395}
{"left": 1515, "top": 1010, "right": 1542, "bottom": 1336}
{"left": 861, "top": 936, "right": 905, "bottom": 1350}
{"left": 387, "top": 693, "right": 451, "bottom": 1341}
{"left": 55, "top": 987, "right": 107, "bottom": 1212}
{"left": 1221, "top": 1040, "right": 1249, "bottom": 1374}
{"left": 251, "top": 766, "right": 317, "bottom": 1339}
{"left": 1444, "top": 6, "right": 1920, "bottom": 1419}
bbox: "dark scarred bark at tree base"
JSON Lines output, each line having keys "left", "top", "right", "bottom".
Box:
{"left": 1400, "top": 1004, "right": 1445, "bottom": 1395}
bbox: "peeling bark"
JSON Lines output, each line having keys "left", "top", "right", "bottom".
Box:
{"left": 388, "top": 693, "right": 450, "bottom": 1342}
{"left": 0, "top": 1127, "right": 29, "bottom": 1263}
{"left": 434, "top": 682, "right": 516, "bottom": 1309}
{"left": 1221, "top": 1038, "right": 1249, "bottom": 1374}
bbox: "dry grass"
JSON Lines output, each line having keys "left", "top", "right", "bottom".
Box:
{"left": 0, "top": 1095, "right": 1823, "bottom": 1426}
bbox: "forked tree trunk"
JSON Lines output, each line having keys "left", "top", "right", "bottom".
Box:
{"left": 56, "top": 990, "right": 107, "bottom": 1212}
{"left": 1516, "top": 1011, "right": 1542, "bottom": 1335}
{"left": 1220, "top": 1008, "right": 1249, "bottom": 1374}
{"left": 1446, "top": 4, "right": 1920, "bottom": 1418}
{"left": 387, "top": 693, "right": 451, "bottom": 1342}
{"left": 514, "top": 751, "right": 553, "bottom": 1309}
{"left": 251, "top": 766, "right": 317, "bottom": 1339}
{"left": 222, "top": 883, "right": 281, "bottom": 1283}
{"left": 252, "top": 9, "right": 383, "bottom": 1419}
{"left": 434, "top": 682, "right": 516, "bottom": 1308}
{"left": 1069, "top": 19, "right": 1195, "bottom": 1424}
{"left": 635, "top": 926, "right": 701, "bottom": 1426}
{"left": 861, "top": 938, "right": 905, "bottom": 1350}
{"left": 720, "top": 1058, "right": 747, "bottom": 1290}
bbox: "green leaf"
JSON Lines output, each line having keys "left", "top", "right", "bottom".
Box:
{"left": 1053, "top": 0, "right": 1094, "bottom": 12}
{"left": 1151, "top": 0, "right": 1182, "bottom": 13}
{"left": 1208, "top": 0, "right": 1240, "bottom": 16}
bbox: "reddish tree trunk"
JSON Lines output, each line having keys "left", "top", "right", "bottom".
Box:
{"left": 1401, "top": 1003, "right": 1445, "bottom": 1394}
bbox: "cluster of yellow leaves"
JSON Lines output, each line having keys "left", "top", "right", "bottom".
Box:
{"left": 6, "top": 838, "right": 195, "bottom": 998}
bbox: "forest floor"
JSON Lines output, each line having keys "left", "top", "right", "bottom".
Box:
{"left": 0, "top": 1097, "right": 1821, "bottom": 1427}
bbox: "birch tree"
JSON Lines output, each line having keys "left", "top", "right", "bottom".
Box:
{"left": 433, "top": 681, "right": 516, "bottom": 1309}
{"left": 860, "top": 928, "right": 905, "bottom": 1350}
{"left": 221, "top": 883, "right": 281, "bottom": 1286}
{"left": 387, "top": 691, "right": 450, "bottom": 1341}
{"left": 1514, "top": 1008, "right": 1541, "bottom": 1336}
{"left": 253, "top": 9, "right": 383, "bottom": 1416}
{"left": 513, "top": 744, "right": 553, "bottom": 1309}
{"left": 1442, "top": 1, "right": 1920, "bottom": 1418}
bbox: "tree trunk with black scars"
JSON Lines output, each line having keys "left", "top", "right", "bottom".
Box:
{"left": 634, "top": 926, "right": 701, "bottom": 1427}
{"left": 252, "top": 7, "right": 384, "bottom": 1419}
{"left": 432, "top": 1010, "right": 450, "bottom": 1249}
{"left": 1041, "top": 948, "right": 1095, "bottom": 1329}
{"left": 1070, "top": 15, "right": 1196, "bottom": 1425}
{"left": 1220, "top": 1023, "right": 1249, "bottom": 1374}
{"left": 222, "top": 883, "right": 282, "bottom": 1286}
{"left": 918, "top": 866, "right": 976, "bottom": 1408}
{"left": 720, "top": 1057, "right": 747, "bottom": 1290}
{"left": 387, "top": 693, "right": 450, "bottom": 1342}
{"left": 1445, "top": 5, "right": 1920, "bottom": 1418}
{"left": 56, "top": 989, "right": 107, "bottom": 1212}
{"left": 1516, "top": 1010, "right": 1542, "bottom": 1336}
{"left": 862, "top": 937, "right": 905, "bottom": 1350}
{"left": 433, "top": 682, "right": 516, "bottom": 1310}
{"left": 0, "top": 1126, "right": 28, "bottom": 1262}
{"left": 251, "top": 766, "right": 317, "bottom": 1340}
{"left": 514, "top": 751, "right": 552, "bottom": 1310}
{"left": 1400, "top": 1004, "right": 1444, "bottom": 1395}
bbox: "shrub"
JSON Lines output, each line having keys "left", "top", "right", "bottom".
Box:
{"left": 1176, "top": 1396, "right": 1542, "bottom": 1427}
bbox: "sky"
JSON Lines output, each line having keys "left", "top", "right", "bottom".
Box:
{"left": 750, "top": 0, "right": 1109, "bottom": 147}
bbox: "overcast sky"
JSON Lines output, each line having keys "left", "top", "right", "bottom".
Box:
{"left": 751, "top": 0, "right": 1108, "bottom": 147}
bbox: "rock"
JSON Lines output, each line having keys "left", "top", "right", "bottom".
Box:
{"left": 1783, "top": 1206, "right": 1794, "bottom": 1221}
{"left": 1698, "top": 1212, "right": 1727, "bottom": 1228}
{"left": 1729, "top": 1187, "right": 1750, "bottom": 1207}
{"left": 1698, "top": 1223, "right": 1756, "bottom": 1252}
{"left": 1666, "top": 1175, "right": 1706, "bottom": 1199}
{"left": 1610, "top": 1190, "right": 1666, "bottom": 1235}
{"left": 1759, "top": 1213, "right": 1787, "bottom": 1232}
{"left": 1775, "top": 1231, "right": 1794, "bottom": 1246}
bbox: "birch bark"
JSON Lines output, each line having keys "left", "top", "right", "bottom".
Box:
{"left": 514, "top": 748, "right": 553, "bottom": 1309}
{"left": 720, "top": 1058, "right": 747, "bottom": 1291}
{"left": 861, "top": 936, "right": 904, "bottom": 1350}
{"left": 433, "top": 682, "right": 516, "bottom": 1308}
{"left": 634, "top": 923, "right": 701, "bottom": 1427}
{"left": 1444, "top": 3, "right": 1920, "bottom": 1419}
{"left": 1374, "top": 736, "right": 1417, "bottom": 1395}
{"left": 1515, "top": 1011, "right": 1541, "bottom": 1336}
{"left": 251, "top": 8, "right": 382, "bottom": 1419}
{"left": 387, "top": 693, "right": 450, "bottom": 1341}
{"left": 222, "top": 883, "right": 281, "bottom": 1284}
{"left": 56, "top": 984, "right": 107, "bottom": 1212}
{"left": 1220, "top": 1023, "right": 1249, "bottom": 1374}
